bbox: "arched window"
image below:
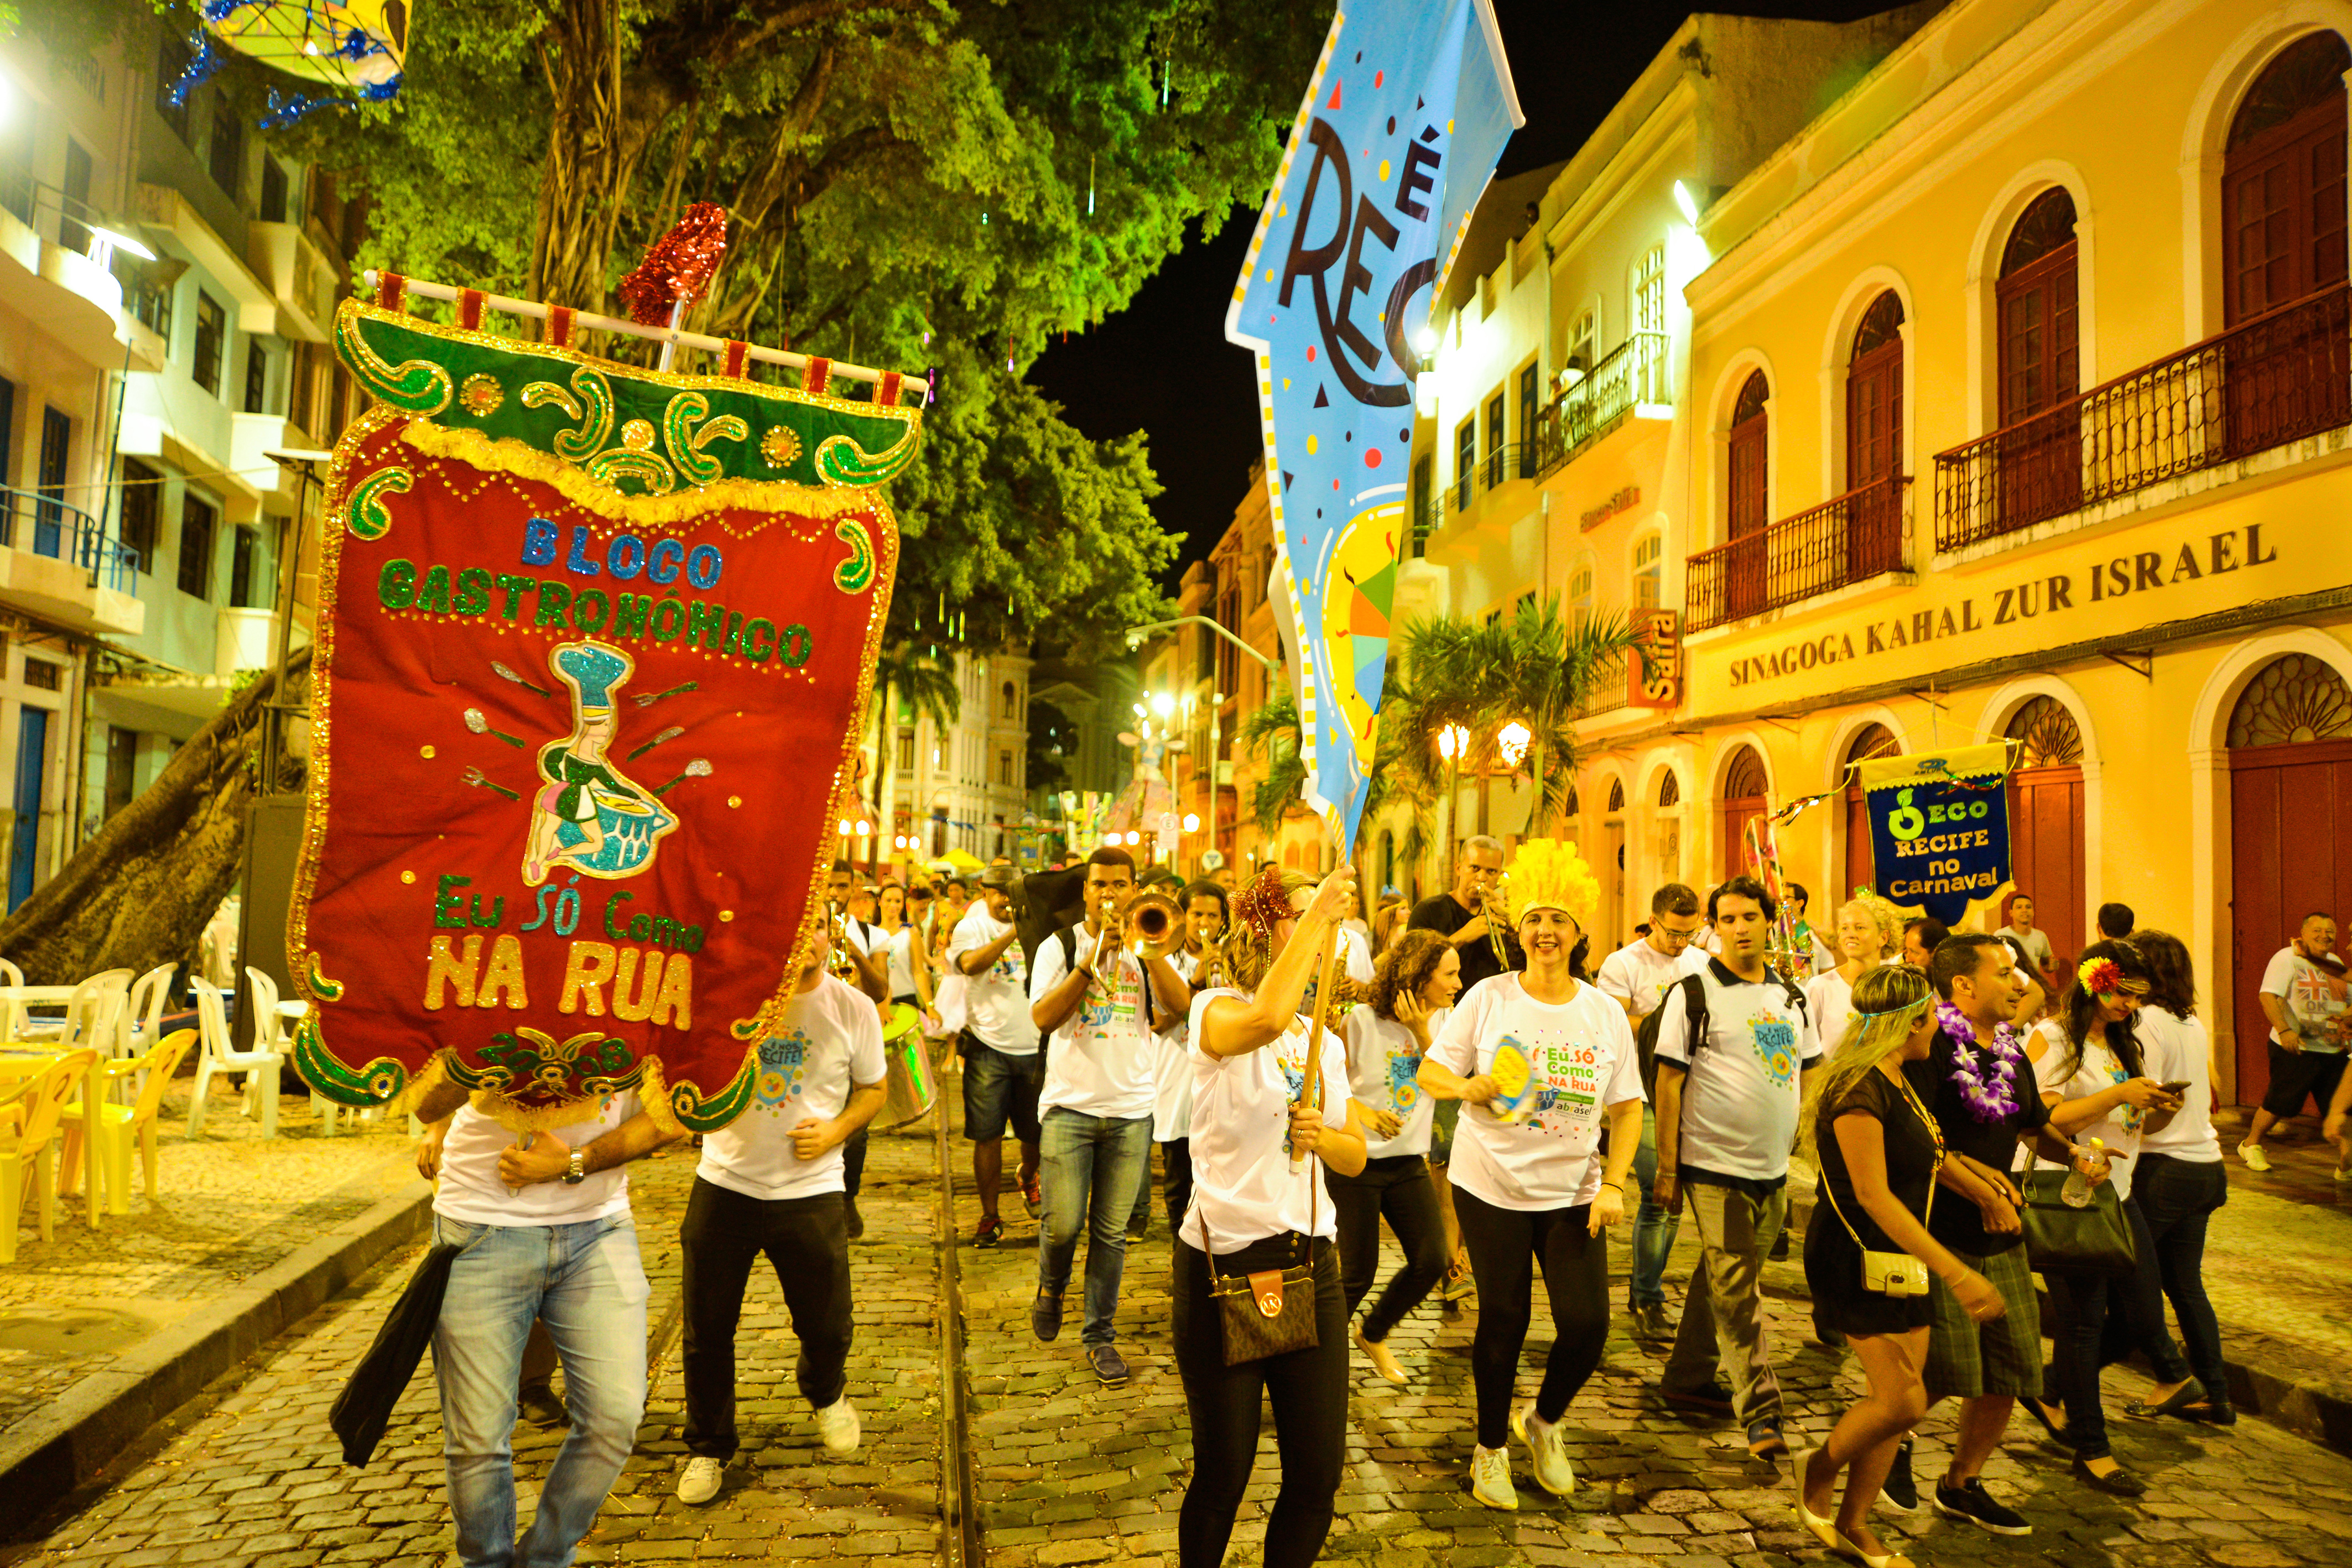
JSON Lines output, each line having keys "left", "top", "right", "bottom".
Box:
{"left": 2227, "top": 653, "right": 2352, "bottom": 747}
{"left": 1001, "top": 680, "right": 1018, "bottom": 720}
{"left": 1633, "top": 244, "right": 1667, "bottom": 334}
{"left": 1568, "top": 558, "right": 1595, "bottom": 618}
{"left": 1727, "top": 372, "right": 1770, "bottom": 541}
{"left": 1848, "top": 292, "right": 1905, "bottom": 493}
{"left": 1998, "top": 189, "right": 2080, "bottom": 425}
{"left": 1718, "top": 744, "right": 1767, "bottom": 881}
{"left": 1840, "top": 723, "right": 1896, "bottom": 901}
{"left": 1606, "top": 777, "right": 1625, "bottom": 812}
{"left": 1657, "top": 769, "right": 1679, "bottom": 808}
{"left": 1632, "top": 532, "right": 1663, "bottom": 609}
{"left": 2225, "top": 32, "right": 2350, "bottom": 324}
{"left": 2006, "top": 694, "right": 2085, "bottom": 766}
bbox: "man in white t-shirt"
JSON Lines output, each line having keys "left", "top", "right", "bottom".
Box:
{"left": 2241, "top": 910, "right": 2348, "bottom": 1171}
{"left": 673, "top": 921, "right": 886, "bottom": 1504}
{"left": 950, "top": 866, "right": 1043, "bottom": 1247}
{"left": 413, "top": 1077, "right": 677, "bottom": 1568}
{"left": 1653, "top": 876, "right": 1821, "bottom": 1458}
{"left": 1027, "top": 847, "right": 1196, "bottom": 1388}
{"left": 1593, "top": 881, "right": 1708, "bottom": 1345}
{"left": 2001, "top": 893, "right": 2057, "bottom": 982}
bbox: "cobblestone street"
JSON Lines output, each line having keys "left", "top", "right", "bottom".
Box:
{"left": 7, "top": 1071, "right": 2352, "bottom": 1567}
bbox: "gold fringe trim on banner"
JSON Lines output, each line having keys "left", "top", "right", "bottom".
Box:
{"left": 398, "top": 420, "right": 888, "bottom": 525}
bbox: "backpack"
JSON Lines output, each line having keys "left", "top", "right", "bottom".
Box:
{"left": 1636, "top": 967, "right": 1809, "bottom": 1093}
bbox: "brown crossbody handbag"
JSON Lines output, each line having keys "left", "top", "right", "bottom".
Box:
{"left": 1200, "top": 1036, "right": 1322, "bottom": 1366}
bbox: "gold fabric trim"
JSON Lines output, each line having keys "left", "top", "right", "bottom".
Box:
{"left": 398, "top": 421, "right": 891, "bottom": 522}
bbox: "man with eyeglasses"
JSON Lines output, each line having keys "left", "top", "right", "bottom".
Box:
{"left": 1596, "top": 882, "right": 1709, "bottom": 1345}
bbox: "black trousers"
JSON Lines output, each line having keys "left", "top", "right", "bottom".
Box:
{"left": 1171, "top": 1234, "right": 1346, "bottom": 1568}
{"left": 679, "top": 1176, "right": 853, "bottom": 1460}
{"left": 1162, "top": 1139, "right": 1194, "bottom": 1235}
{"left": 2046, "top": 1194, "right": 2189, "bottom": 1461}
{"left": 1326, "top": 1154, "right": 1447, "bottom": 1341}
{"left": 1454, "top": 1186, "right": 1611, "bottom": 1450}
{"left": 843, "top": 1123, "right": 868, "bottom": 1200}
{"left": 2134, "top": 1153, "right": 2229, "bottom": 1397}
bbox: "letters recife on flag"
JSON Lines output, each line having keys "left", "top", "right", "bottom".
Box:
{"left": 1225, "top": 0, "right": 1521, "bottom": 855}
{"left": 288, "top": 295, "right": 918, "bottom": 1133}
{"left": 1857, "top": 742, "right": 2016, "bottom": 926}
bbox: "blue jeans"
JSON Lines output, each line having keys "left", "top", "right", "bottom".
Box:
{"left": 432, "top": 1212, "right": 651, "bottom": 1568}
{"left": 1630, "top": 1102, "right": 1682, "bottom": 1309}
{"left": 1036, "top": 1108, "right": 1152, "bottom": 1345}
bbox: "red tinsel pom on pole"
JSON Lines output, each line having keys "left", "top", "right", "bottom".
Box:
{"left": 617, "top": 202, "right": 730, "bottom": 326}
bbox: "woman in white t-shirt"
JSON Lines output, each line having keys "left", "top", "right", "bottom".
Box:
{"left": 2021, "top": 941, "right": 2190, "bottom": 1496}
{"left": 1332, "top": 929, "right": 1462, "bottom": 1383}
{"left": 1804, "top": 895, "right": 1896, "bottom": 1053}
{"left": 1175, "top": 866, "right": 1367, "bottom": 1568}
{"left": 2121, "top": 930, "right": 2235, "bottom": 1426}
{"left": 1416, "top": 840, "right": 1645, "bottom": 1513}
{"left": 1134, "top": 879, "right": 1228, "bottom": 1238}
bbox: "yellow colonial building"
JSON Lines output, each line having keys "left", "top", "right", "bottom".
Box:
{"left": 1406, "top": 0, "right": 2352, "bottom": 1108}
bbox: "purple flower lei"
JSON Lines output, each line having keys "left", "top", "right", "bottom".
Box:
{"left": 1935, "top": 1001, "right": 2023, "bottom": 1122}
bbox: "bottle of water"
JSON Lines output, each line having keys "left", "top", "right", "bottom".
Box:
{"left": 2060, "top": 1137, "right": 2105, "bottom": 1208}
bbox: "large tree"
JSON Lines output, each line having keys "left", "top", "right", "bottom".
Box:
{"left": 275, "top": 0, "right": 1318, "bottom": 654}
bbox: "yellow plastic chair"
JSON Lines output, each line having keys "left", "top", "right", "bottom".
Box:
{"left": 0, "top": 1048, "right": 100, "bottom": 1262}
{"left": 60, "top": 1029, "right": 196, "bottom": 1215}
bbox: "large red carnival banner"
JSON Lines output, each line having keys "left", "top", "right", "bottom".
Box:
{"left": 287, "top": 296, "right": 918, "bottom": 1132}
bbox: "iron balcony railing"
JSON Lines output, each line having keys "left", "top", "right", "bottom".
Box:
{"left": 1533, "top": 330, "right": 1672, "bottom": 481}
{"left": 1574, "top": 645, "right": 1632, "bottom": 718}
{"left": 1933, "top": 283, "right": 2352, "bottom": 552}
{"left": 0, "top": 486, "right": 139, "bottom": 594}
{"left": 1685, "top": 473, "right": 1911, "bottom": 632}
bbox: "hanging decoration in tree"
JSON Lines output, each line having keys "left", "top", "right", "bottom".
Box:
{"left": 170, "top": 1, "right": 412, "bottom": 126}
{"left": 287, "top": 247, "right": 927, "bottom": 1135}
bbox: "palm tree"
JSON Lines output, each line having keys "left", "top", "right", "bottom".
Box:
{"left": 1237, "top": 690, "right": 1307, "bottom": 840}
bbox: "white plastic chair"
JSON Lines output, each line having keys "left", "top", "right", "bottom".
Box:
{"left": 186, "top": 978, "right": 282, "bottom": 1140}
{"left": 59, "top": 971, "right": 132, "bottom": 1062}
{"left": 249, "top": 966, "right": 346, "bottom": 1134}
{"left": 0, "top": 957, "right": 23, "bottom": 1044}
{"left": 123, "top": 964, "right": 174, "bottom": 1054}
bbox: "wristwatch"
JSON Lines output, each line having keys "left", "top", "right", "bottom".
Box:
{"left": 563, "top": 1149, "right": 587, "bottom": 1186}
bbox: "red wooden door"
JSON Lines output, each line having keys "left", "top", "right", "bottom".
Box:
{"left": 1725, "top": 374, "right": 1768, "bottom": 620}
{"left": 2224, "top": 61, "right": 2350, "bottom": 456}
{"left": 1843, "top": 785, "right": 1875, "bottom": 902}
{"left": 1996, "top": 228, "right": 2081, "bottom": 528}
{"left": 2007, "top": 765, "right": 2084, "bottom": 975}
{"left": 1720, "top": 799, "right": 1765, "bottom": 884}
{"left": 2228, "top": 738, "right": 2352, "bottom": 1106}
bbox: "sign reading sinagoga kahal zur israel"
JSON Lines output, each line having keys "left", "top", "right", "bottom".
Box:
{"left": 1720, "top": 523, "right": 2281, "bottom": 692}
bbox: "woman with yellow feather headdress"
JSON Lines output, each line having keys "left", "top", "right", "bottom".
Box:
{"left": 1415, "top": 839, "right": 1646, "bottom": 1512}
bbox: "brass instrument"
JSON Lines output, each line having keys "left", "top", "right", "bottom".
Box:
{"left": 1125, "top": 890, "right": 1183, "bottom": 951}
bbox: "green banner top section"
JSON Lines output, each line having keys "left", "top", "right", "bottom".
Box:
{"left": 334, "top": 300, "right": 922, "bottom": 499}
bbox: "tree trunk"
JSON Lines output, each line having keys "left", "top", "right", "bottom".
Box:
{"left": 0, "top": 652, "right": 311, "bottom": 985}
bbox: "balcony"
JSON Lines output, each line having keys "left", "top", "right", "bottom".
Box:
{"left": 0, "top": 173, "right": 129, "bottom": 369}
{"left": 1533, "top": 330, "right": 1672, "bottom": 481}
{"left": 1574, "top": 646, "right": 1632, "bottom": 719}
{"left": 134, "top": 181, "right": 275, "bottom": 334}
{"left": 1933, "top": 284, "right": 2351, "bottom": 553}
{"left": 0, "top": 488, "right": 145, "bottom": 636}
{"left": 1685, "top": 474, "right": 1911, "bottom": 632}
{"left": 246, "top": 220, "right": 341, "bottom": 342}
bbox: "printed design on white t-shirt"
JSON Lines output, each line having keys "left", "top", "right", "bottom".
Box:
{"left": 1272, "top": 1029, "right": 1309, "bottom": 1156}
{"left": 754, "top": 1030, "right": 809, "bottom": 1111}
{"left": 1386, "top": 1051, "right": 1423, "bottom": 1113}
{"left": 1496, "top": 1027, "right": 1605, "bottom": 1138}
{"left": 1748, "top": 1010, "right": 1800, "bottom": 1088}
{"left": 2287, "top": 960, "right": 2348, "bottom": 1035}
{"left": 992, "top": 949, "right": 1026, "bottom": 984}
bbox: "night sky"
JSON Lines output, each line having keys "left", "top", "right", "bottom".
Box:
{"left": 1027, "top": 0, "right": 1903, "bottom": 588}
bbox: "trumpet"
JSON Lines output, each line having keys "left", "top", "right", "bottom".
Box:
{"left": 1125, "top": 890, "right": 1183, "bottom": 949}
{"left": 825, "top": 902, "right": 858, "bottom": 982}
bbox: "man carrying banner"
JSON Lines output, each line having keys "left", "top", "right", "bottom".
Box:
{"left": 413, "top": 1080, "right": 677, "bottom": 1568}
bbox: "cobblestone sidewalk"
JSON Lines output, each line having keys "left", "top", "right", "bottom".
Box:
{"left": 0, "top": 1082, "right": 414, "bottom": 1443}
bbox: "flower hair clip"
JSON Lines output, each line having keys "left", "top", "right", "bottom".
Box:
{"left": 2077, "top": 956, "right": 2124, "bottom": 998}
{"left": 1230, "top": 866, "right": 1291, "bottom": 948}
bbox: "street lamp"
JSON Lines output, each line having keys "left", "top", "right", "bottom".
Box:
{"left": 1122, "top": 616, "right": 1279, "bottom": 673}
{"left": 1436, "top": 726, "right": 1470, "bottom": 886}
{"left": 1183, "top": 812, "right": 1200, "bottom": 833}
{"left": 1496, "top": 720, "right": 1532, "bottom": 769}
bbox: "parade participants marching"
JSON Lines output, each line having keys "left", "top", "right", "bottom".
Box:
{"left": 1136, "top": 879, "right": 1229, "bottom": 1238}
{"left": 1653, "top": 875, "right": 1822, "bottom": 1460}
{"left": 2022, "top": 941, "right": 2190, "bottom": 1497}
{"left": 1593, "top": 882, "right": 1706, "bottom": 1346}
{"left": 1795, "top": 964, "right": 2006, "bottom": 1567}
{"left": 674, "top": 920, "right": 885, "bottom": 1504}
{"left": 412, "top": 1080, "right": 676, "bottom": 1568}
{"left": 1902, "top": 934, "right": 2109, "bottom": 1530}
{"left": 1176, "top": 866, "right": 1367, "bottom": 1568}
{"left": 1331, "top": 929, "right": 1462, "bottom": 1382}
{"left": 950, "top": 865, "right": 1043, "bottom": 1247}
{"left": 1417, "top": 841, "right": 1645, "bottom": 1511}
{"left": 1027, "top": 847, "right": 1195, "bottom": 1387}
{"left": 823, "top": 860, "right": 891, "bottom": 1239}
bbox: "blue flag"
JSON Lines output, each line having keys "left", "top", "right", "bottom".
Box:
{"left": 1859, "top": 743, "right": 2016, "bottom": 925}
{"left": 1226, "top": 0, "right": 1520, "bottom": 856}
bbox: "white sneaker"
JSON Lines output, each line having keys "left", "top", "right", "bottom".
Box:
{"left": 1470, "top": 1444, "right": 1518, "bottom": 1510}
{"left": 2238, "top": 1141, "right": 2273, "bottom": 1173}
{"left": 816, "top": 1396, "right": 862, "bottom": 1454}
{"left": 676, "top": 1455, "right": 724, "bottom": 1505}
{"left": 1511, "top": 1406, "right": 1576, "bottom": 1497}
